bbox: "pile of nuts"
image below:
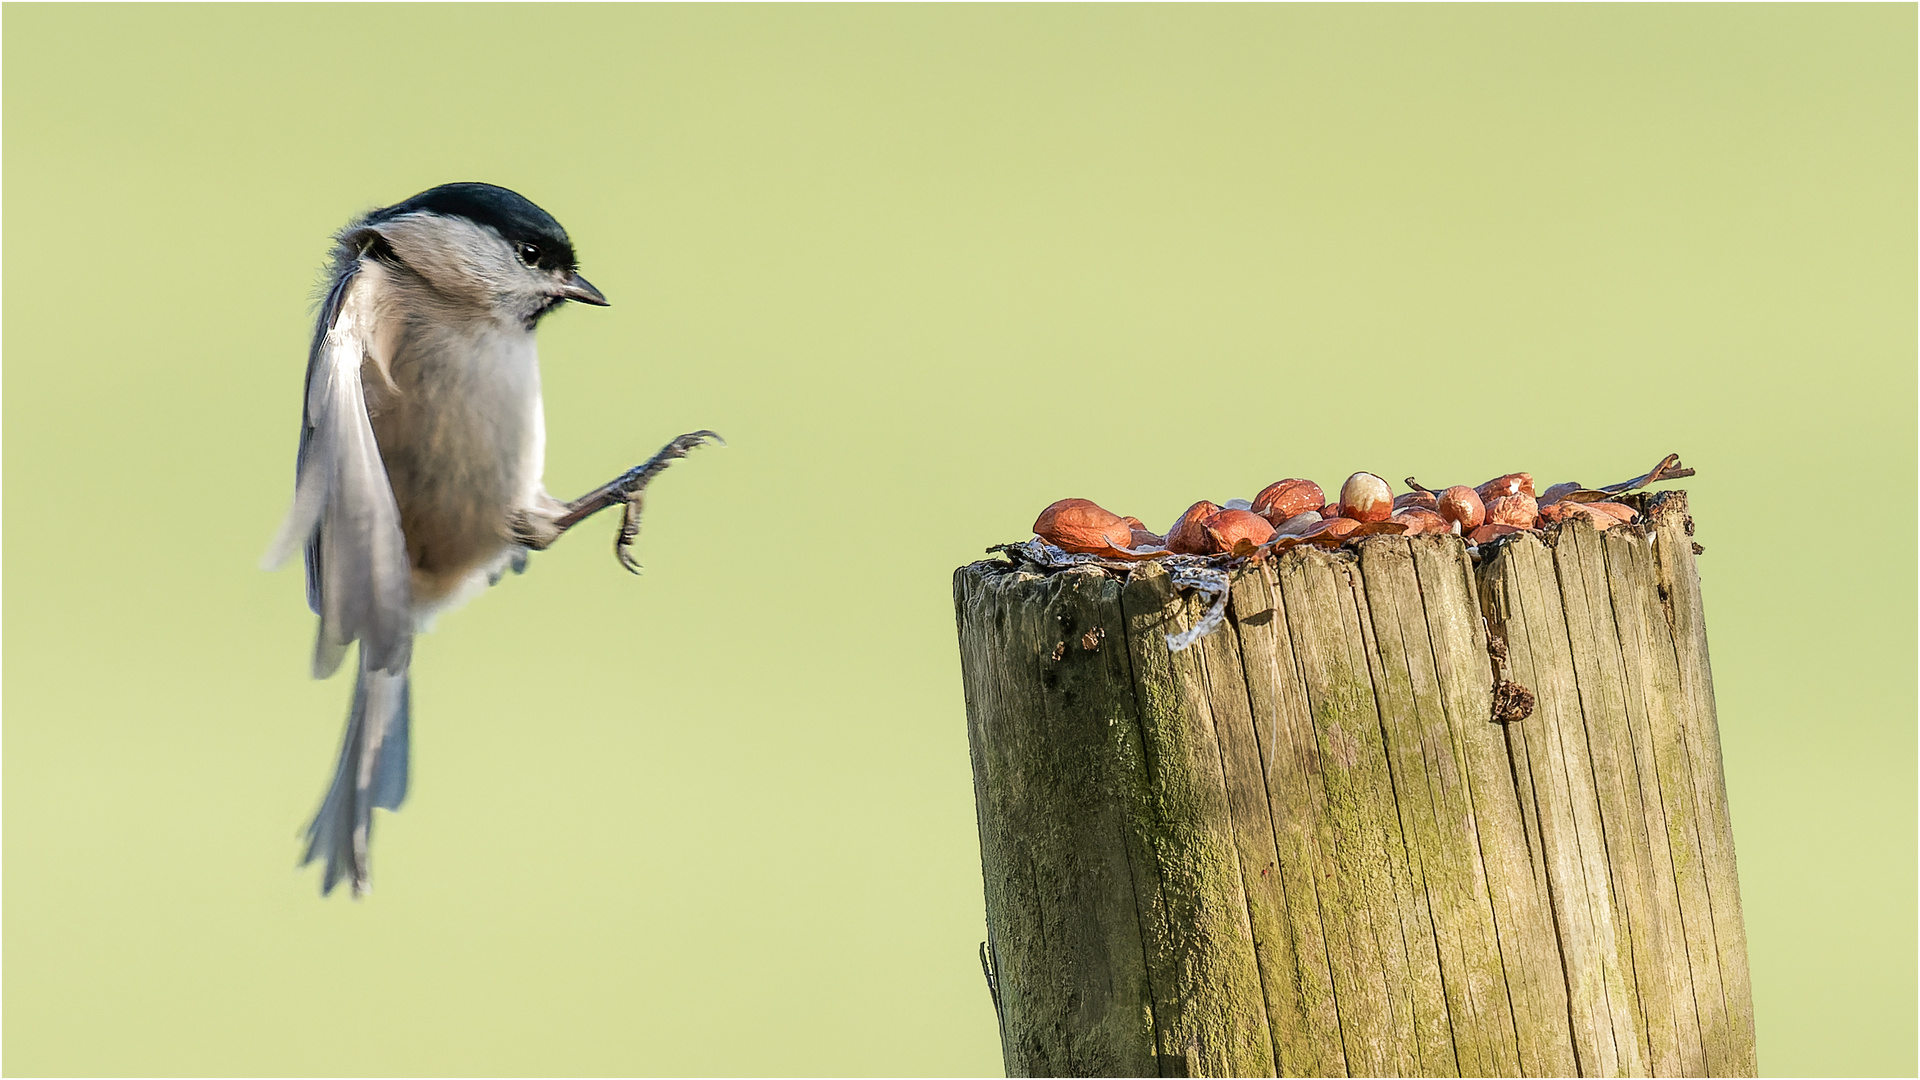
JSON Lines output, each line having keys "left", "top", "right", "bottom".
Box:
{"left": 1031, "top": 464, "right": 1676, "bottom": 561}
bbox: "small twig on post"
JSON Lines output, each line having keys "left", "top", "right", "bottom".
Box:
{"left": 1602, "top": 452, "right": 1695, "bottom": 493}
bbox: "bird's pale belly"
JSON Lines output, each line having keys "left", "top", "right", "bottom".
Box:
{"left": 367, "top": 347, "right": 543, "bottom": 608}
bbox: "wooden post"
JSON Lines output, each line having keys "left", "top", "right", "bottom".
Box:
{"left": 955, "top": 492, "right": 1753, "bottom": 1077}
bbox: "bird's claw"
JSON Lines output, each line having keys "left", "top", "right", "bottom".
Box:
{"left": 614, "top": 497, "right": 645, "bottom": 574}
{"left": 607, "top": 430, "right": 723, "bottom": 572}
{"left": 609, "top": 430, "right": 725, "bottom": 500}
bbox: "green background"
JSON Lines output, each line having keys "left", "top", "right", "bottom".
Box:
{"left": 4, "top": 4, "right": 1912, "bottom": 1076}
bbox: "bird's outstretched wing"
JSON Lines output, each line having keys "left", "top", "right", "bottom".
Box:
{"left": 264, "top": 258, "right": 412, "bottom": 679}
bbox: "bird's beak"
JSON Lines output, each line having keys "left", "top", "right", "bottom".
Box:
{"left": 555, "top": 272, "right": 609, "bottom": 306}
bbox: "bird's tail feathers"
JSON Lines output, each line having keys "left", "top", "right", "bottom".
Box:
{"left": 303, "top": 651, "right": 410, "bottom": 897}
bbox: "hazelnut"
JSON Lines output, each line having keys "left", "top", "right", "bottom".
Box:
{"left": 1339, "top": 472, "right": 1394, "bottom": 523}
{"left": 1203, "top": 509, "right": 1277, "bottom": 553}
{"left": 1476, "top": 472, "right": 1536, "bottom": 501}
{"left": 1393, "top": 490, "right": 1440, "bottom": 512}
{"left": 1166, "top": 500, "right": 1224, "bottom": 555}
{"left": 1485, "top": 492, "right": 1539, "bottom": 528}
{"left": 1301, "top": 517, "right": 1362, "bottom": 542}
{"left": 1392, "top": 507, "right": 1449, "bottom": 536}
{"left": 1468, "top": 523, "right": 1528, "bottom": 545}
{"left": 1538, "top": 482, "right": 1583, "bottom": 506}
{"left": 1108, "top": 515, "right": 1166, "bottom": 549}
{"left": 1034, "top": 498, "right": 1135, "bottom": 553}
{"left": 1437, "top": 486, "right": 1485, "bottom": 531}
{"left": 1273, "top": 511, "right": 1322, "bottom": 536}
{"left": 1586, "top": 501, "right": 1638, "bottom": 524}
{"left": 1319, "top": 502, "right": 1340, "bottom": 519}
{"left": 1252, "top": 479, "right": 1325, "bottom": 524}
{"left": 1559, "top": 504, "right": 1623, "bottom": 532}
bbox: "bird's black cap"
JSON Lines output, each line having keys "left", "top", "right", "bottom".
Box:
{"left": 367, "top": 182, "right": 579, "bottom": 272}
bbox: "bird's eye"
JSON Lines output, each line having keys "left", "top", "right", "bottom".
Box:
{"left": 516, "top": 243, "right": 541, "bottom": 268}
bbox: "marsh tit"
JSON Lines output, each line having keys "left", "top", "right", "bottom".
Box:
{"left": 265, "top": 182, "right": 718, "bottom": 896}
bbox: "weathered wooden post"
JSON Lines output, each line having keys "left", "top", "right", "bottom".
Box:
{"left": 955, "top": 492, "right": 1753, "bottom": 1077}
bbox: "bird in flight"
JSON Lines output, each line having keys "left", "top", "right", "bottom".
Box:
{"left": 265, "top": 182, "right": 719, "bottom": 896}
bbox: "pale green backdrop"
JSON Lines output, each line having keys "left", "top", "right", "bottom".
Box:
{"left": 4, "top": 5, "right": 1912, "bottom": 1076}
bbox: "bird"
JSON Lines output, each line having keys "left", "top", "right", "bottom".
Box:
{"left": 264, "top": 182, "right": 719, "bottom": 897}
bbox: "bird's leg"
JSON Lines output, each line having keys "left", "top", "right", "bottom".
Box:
{"left": 511, "top": 430, "right": 723, "bottom": 571}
